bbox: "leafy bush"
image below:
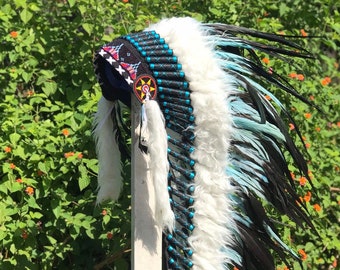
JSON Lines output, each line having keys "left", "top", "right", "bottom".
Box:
{"left": 0, "top": 0, "right": 339, "bottom": 269}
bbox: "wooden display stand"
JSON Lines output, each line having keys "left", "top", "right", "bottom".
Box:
{"left": 131, "top": 96, "right": 162, "bottom": 269}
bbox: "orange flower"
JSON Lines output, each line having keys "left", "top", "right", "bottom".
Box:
{"left": 337, "top": 122, "right": 340, "bottom": 128}
{"left": 289, "top": 123, "right": 295, "bottom": 130}
{"left": 16, "top": 178, "right": 23, "bottom": 183}
{"left": 309, "top": 95, "right": 315, "bottom": 101}
{"left": 305, "top": 142, "right": 311, "bottom": 149}
{"left": 265, "top": 95, "right": 271, "bottom": 101}
{"left": 296, "top": 74, "right": 304, "bottom": 81}
{"left": 315, "top": 126, "right": 321, "bottom": 132}
{"left": 300, "top": 29, "right": 308, "bottom": 37}
{"left": 77, "top": 152, "right": 83, "bottom": 159}
{"left": 64, "top": 152, "right": 75, "bottom": 158}
{"left": 332, "top": 258, "right": 337, "bottom": 268}
{"left": 304, "top": 191, "right": 312, "bottom": 202}
{"left": 289, "top": 72, "right": 297, "bottom": 78}
{"left": 290, "top": 171, "right": 296, "bottom": 180}
{"left": 304, "top": 113, "right": 312, "bottom": 119}
{"left": 313, "top": 203, "right": 321, "bottom": 212}
{"left": 283, "top": 266, "right": 289, "bottom": 270}
{"left": 62, "top": 128, "right": 69, "bottom": 136}
{"left": 320, "top": 76, "right": 331, "bottom": 86}
{"left": 298, "top": 249, "right": 307, "bottom": 260}
{"left": 4, "top": 146, "right": 11, "bottom": 153}
{"left": 10, "top": 31, "right": 18, "bottom": 38}
{"left": 9, "top": 163, "right": 16, "bottom": 169}
{"left": 25, "top": 186, "right": 34, "bottom": 195}
{"left": 262, "top": 57, "right": 270, "bottom": 64}
{"left": 122, "top": 0, "right": 128, "bottom": 2}
{"left": 233, "top": 267, "right": 239, "bottom": 270}
{"left": 26, "top": 90, "right": 34, "bottom": 96}
{"left": 102, "top": 209, "right": 107, "bottom": 216}
{"left": 299, "top": 176, "right": 307, "bottom": 186}
{"left": 21, "top": 230, "right": 28, "bottom": 239}
{"left": 107, "top": 232, "right": 113, "bottom": 239}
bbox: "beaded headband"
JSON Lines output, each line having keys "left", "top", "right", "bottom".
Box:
{"left": 94, "top": 30, "right": 196, "bottom": 269}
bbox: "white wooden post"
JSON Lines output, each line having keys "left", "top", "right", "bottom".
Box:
{"left": 131, "top": 96, "right": 162, "bottom": 269}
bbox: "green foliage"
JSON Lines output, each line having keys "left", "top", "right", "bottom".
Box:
{"left": 0, "top": 0, "right": 339, "bottom": 269}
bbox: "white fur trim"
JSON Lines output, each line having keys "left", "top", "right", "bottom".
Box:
{"left": 93, "top": 97, "right": 123, "bottom": 204}
{"left": 144, "top": 100, "right": 175, "bottom": 231}
{"left": 148, "top": 18, "right": 236, "bottom": 269}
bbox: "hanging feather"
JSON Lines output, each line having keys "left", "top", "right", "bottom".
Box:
{"left": 93, "top": 97, "right": 123, "bottom": 204}
{"left": 144, "top": 99, "right": 175, "bottom": 231}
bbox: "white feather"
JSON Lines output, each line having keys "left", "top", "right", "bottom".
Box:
{"left": 148, "top": 18, "right": 237, "bottom": 269}
{"left": 93, "top": 97, "right": 123, "bottom": 204}
{"left": 144, "top": 99, "right": 175, "bottom": 231}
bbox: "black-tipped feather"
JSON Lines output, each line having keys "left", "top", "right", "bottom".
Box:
{"left": 213, "top": 24, "right": 318, "bottom": 269}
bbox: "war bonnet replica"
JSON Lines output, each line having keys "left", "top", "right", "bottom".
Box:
{"left": 93, "top": 17, "right": 316, "bottom": 270}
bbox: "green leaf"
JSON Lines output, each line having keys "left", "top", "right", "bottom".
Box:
{"left": 68, "top": 0, "right": 76, "bottom": 8}
{"left": 30, "top": 211, "right": 43, "bottom": 219}
{"left": 47, "top": 235, "right": 57, "bottom": 245}
{"left": 20, "top": 8, "right": 33, "bottom": 24}
{"left": 14, "top": 0, "right": 27, "bottom": 8}
{"left": 82, "top": 23, "right": 93, "bottom": 35}
{"left": 103, "top": 214, "right": 110, "bottom": 225}
{"left": 22, "top": 72, "right": 33, "bottom": 83}
{"left": 25, "top": 196, "right": 41, "bottom": 210}
{"left": 13, "top": 145, "right": 26, "bottom": 159}
{"left": 29, "top": 153, "right": 42, "bottom": 162}
{"left": 9, "top": 133, "right": 21, "bottom": 144}
{"left": 78, "top": 164, "right": 91, "bottom": 191}
{"left": 279, "top": 3, "right": 288, "bottom": 17}
{"left": 42, "top": 81, "right": 57, "bottom": 96}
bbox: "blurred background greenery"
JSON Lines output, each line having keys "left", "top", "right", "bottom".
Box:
{"left": 0, "top": 0, "right": 339, "bottom": 269}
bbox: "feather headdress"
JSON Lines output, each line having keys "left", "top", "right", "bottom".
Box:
{"left": 93, "top": 17, "right": 315, "bottom": 270}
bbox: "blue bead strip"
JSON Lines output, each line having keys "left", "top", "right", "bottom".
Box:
{"left": 162, "top": 101, "right": 193, "bottom": 113}
{"left": 168, "top": 172, "right": 194, "bottom": 193}
{"left": 158, "top": 87, "right": 191, "bottom": 97}
{"left": 149, "top": 63, "right": 182, "bottom": 71}
{"left": 170, "top": 199, "right": 195, "bottom": 219}
{"left": 174, "top": 228, "right": 190, "bottom": 241}
{"left": 160, "top": 95, "right": 191, "bottom": 106}
{"left": 154, "top": 71, "right": 185, "bottom": 79}
{"left": 164, "top": 108, "right": 195, "bottom": 123}
{"left": 169, "top": 162, "right": 195, "bottom": 180}
{"left": 157, "top": 78, "right": 189, "bottom": 89}
{"left": 169, "top": 187, "right": 195, "bottom": 205}
{"left": 168, "top": 148, "right": 195, "bottom": 167}
{"left": 139, "top": 44, "right": 170, "bottom": 51}
{"left": 146, "top": 56, "right": 178, "bottom": 63}
{"left": 167, "top": 245, "right": 193, "bottom": 267}
{"left": 167, "top": 135, "right": 195, "bottom": 153}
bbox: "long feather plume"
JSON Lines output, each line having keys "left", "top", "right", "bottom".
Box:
{"left": 93, "top": 97, "right": 123, "bottom": 204}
